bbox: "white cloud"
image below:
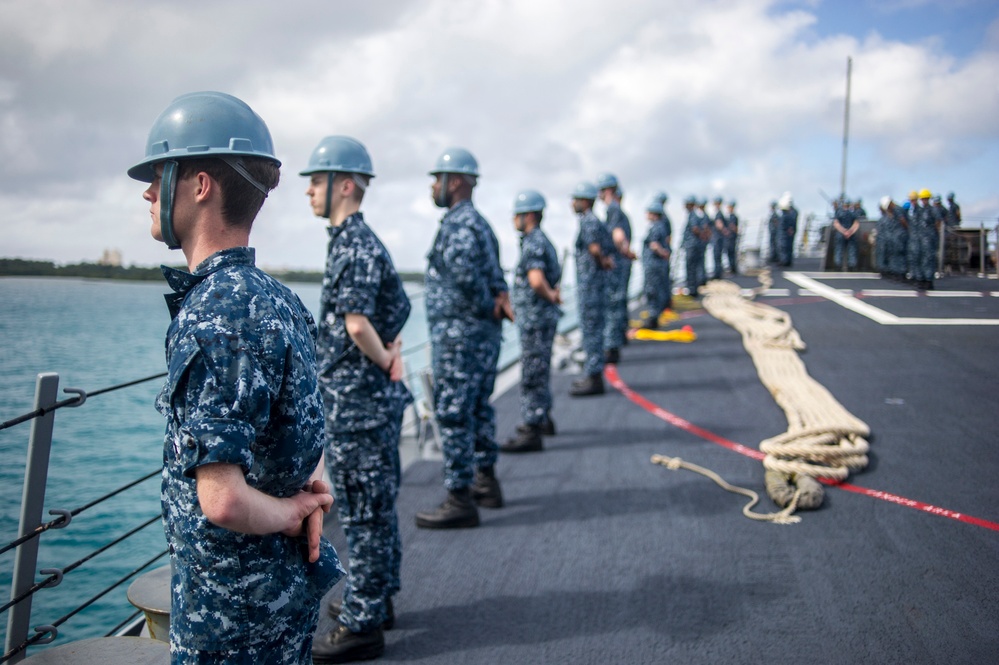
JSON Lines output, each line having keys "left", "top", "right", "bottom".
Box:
{"left": 0, "top": 0, "right": 996, "bottom": 272}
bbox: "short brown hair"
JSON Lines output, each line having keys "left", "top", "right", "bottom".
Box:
{"left": 177, "top": 157, "right": 280, "bottom": 227}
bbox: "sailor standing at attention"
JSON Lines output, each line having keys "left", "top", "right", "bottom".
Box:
{"left": 301, "top": 137, "right": 411, "bottom": 664}
{"left": 641, "top": 195, "right": 673, "bottom": 329}
{"left": 681, "top": 196, "right": 701, "bottom": 296}
{"left": 710, "top": 195, "right": 729, "bottom": 280}
{"left": 724, "top": 200, "right": 740, "bottom": 274}
{"left": 767, "top": 200, "right": 780, "bottom": 264}
{"left": 129, "top": 91, "right": 343, "bottom": 664}
{"left": 570, "top": 181, "right": 615, "bottom": 397}
{"left": 501, "top": 189, "right": 562, "bottom": 453}
{"left": 778, "top": 192, "right": 798, "bottom": 267}
{"left": 596, "top": 173, "right": 634, "bottom": 365}
{"left": 416, "top": 147, "right": 509, "bottom": 529}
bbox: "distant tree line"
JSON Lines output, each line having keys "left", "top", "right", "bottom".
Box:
{"left": 0, "top": 258, "right": 425, "bottom": 284}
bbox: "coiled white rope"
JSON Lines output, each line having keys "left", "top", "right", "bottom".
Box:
{"left": 698, "top": 272, "right": 871, "bottom": 511}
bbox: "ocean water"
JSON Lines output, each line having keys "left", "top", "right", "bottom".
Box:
{"left": 0, "top": 273, "right": 567, "bottom": 653}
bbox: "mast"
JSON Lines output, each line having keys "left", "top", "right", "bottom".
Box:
{"left": 839, "top": 56, "right": 852, "bottom": 199}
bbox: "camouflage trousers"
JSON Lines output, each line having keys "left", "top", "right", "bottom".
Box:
{"left": 430, "top": 319, "right": 500, "bottom": 490}
{"left": 908, "top": 229, "right": 938, "bottom": 281}
{"left": 517, "top": 322, "right": 556, "bottom": 426}
{"left": 577, "top": 274, "right": 606, "bottom": 376}
{"left": 834, "top": 232, "right": 859, "bottom": 269}
{"left": 325, "top": 418, "right": 403, "bottom": 633}
{"left": 643, "top": 259, "right": 672, "bottom": 317}
{"left": 170, "top": 605, "right": 320, "bottom": 664}
{"left": 684, "top": 244, "right": 702, "bottom": 293}
{"left": 603, "top": 260, "right": 631, "bottom": 351}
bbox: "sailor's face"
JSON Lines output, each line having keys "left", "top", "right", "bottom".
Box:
{"left": 306, "top": 174, "right": 328, "bottom": 218}
{"left": 513, "top": 213, "right": 526, "bottom": 233}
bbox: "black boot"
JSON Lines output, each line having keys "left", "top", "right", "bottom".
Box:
{"left": 471, "top": 466, "right": 504, "bottom": 508}
{"left": 570, "top": 373, "right": 605, "bottom": 397}
{"left": 312, "top": 622, "right": 384, "bottom": 664}
{"left": 604, "top": 347, "right": 620, "bottom": 364}
{"left": 540, "top": 414, "right": 556, "bottom": 436}
{"left": 501, "top": 424, "right": 543, "bottom": 453}
{"left": 328, "top": 596, "right": 394, "bottom": 631}
{"left": 415, "top": 488, "right": 479, "bottom": 529}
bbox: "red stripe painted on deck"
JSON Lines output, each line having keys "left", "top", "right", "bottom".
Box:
{"left": 604, "top": 364, "right": 999, "bottom": 533}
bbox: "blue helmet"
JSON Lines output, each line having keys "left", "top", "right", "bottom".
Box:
{"left": 513, "top": 189, "right": 546, "bottom": 214}
{"left": 684, "top": 195, "right": 697, "bottom": 205}
{"left": 300, "top": 136, "right": 373, "bottom": 218}
{"left": 128, "top": 91, "right": 279, "bottom": 250}
{"left": 595, "top": 173, "right": 618, "bottom": 190}
{"left": 652, "top": 190, "right": 669, "bottom": 204}
{"left": 300, "top": 135, "right": 374, "bottom": 177}
{"left": 646, "top": 198, "right": 665, "bottom": 215}
{"left": 429, "top": 147, "right": 480, "bottom": 177}
{"left": 728, "top": 199, "right": 737, "bottom": 207}
{"left": 571, "top": 181, "right": 599, "bottom": 201}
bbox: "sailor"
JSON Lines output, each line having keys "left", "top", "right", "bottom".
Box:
{"left": 908, "top": 188, "right": 939, "bottom": 290}
{"left": 832, "top": 197, "right": 860, "bottom": 270}
{"left": 302, "top": 137, "right": 411, "bottom": 663}
{"left": 570, "top": 181, "right": 614, "bottom": 396}
{"left": 596, "top": 173, "right": 635, "bottom": 365}
{"left": 945, "top": 192, "right": 961, "bottom": 228}
{"left": 681, "top": 196, "right": 701, "bottom": 296}
{"left": 876, "top": 196, "right": 908, "bottom": 281}
{"left": 416, "top": 147, "right": 509, "bottom": 530}
{"left": 778, "top": 192, "right": 798, "bottom": 267}
{"left": 501, "top": 189, "right": 562, "bottom": 453}
{"left": 642, "top": 195, "right": 673, "bottom": 329}
{"left": 710, "top": 196, "right": 728, "bottom": 280}
{"left": 767, "top": 200, "right": 780, "bottom": 263}
{"left": 129, "top": 91, "right": 343, "bottom": 663}
{"left": 725, "top": 200, "right": 740, "bottom": 274}
{"left": 695, "top": 198, "right": 712, "bottom": 286}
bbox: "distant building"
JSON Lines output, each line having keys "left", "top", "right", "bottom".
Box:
{"left": 98, "top": 249, "right": 123, "bottom": 267}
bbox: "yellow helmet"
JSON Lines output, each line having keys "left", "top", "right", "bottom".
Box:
{"left": 908, "top": 190, "right": 918, "bottom": 199}
{"left": 919, "top": 188, "right": 932, "bottom": 199}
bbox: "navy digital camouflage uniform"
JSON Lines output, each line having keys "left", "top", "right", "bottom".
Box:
{"left": 157, "top": 247, "right": 344, "bottom": 664}
{"left": 711, "top": 207, "right": 727, "bottom": 279}
{"left": 682, "top": 208, "right": 701, "bottom": 294}
{"left": 512, "top": 226, "right": 562, "bottom": 426}
{"left": 695, "top": 206, "right": 711, "bottom": 285}
{"left": 768, "top": 207, "right": 780, "bottom": 263}
{"left": 426, "top": 200, "right": 505, "bottom": 490}
{"left": 887, "top": 207, "right": 909, "bottom": 277}
{"left": 466, "top": 209, "right": 508, "bottom": 471}
{"left": 908, "top": 202, "right": 939, "bottom": 283}
{"left": 317, "top": 212, "right": 413, "bottom": 634}
{"left": 642, "top": 214, "right": 672, "bottom": 318}
{"left": 779, "top": 207, "right": 798, "bottom": 266}
{"left": 575, "top": 208, "right": 614, "bottom": 376}
{"left": 725, "top": 210, "right": 739, "bottom": 272}
{"left": 833, "top": 206, "right": 858, "bottom": 269}
{"left": 603, "top": 200, "right": 632, "bottom": 351}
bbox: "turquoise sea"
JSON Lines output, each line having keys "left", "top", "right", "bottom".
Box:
{"left": 0, "top": 274, "right": 580, "bottom": 653}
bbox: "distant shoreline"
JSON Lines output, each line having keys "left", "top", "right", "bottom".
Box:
{"left": 0, "top": 258, "right": 425, "bottom": 284}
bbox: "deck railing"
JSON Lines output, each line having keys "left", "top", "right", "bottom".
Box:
{"left": 0, "top": 372, "right": 168, "bottom": 663}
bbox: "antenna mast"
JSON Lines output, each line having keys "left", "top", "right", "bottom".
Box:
{"left": 839, "top": 56, "right": 852, "bottom": 200}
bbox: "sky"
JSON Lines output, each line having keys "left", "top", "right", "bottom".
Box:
{"left": 1, "top": 0, "right": 997, "bottom": 274}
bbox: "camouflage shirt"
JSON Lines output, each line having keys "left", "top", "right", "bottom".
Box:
{"left": 604, "top": 200, "right": 632, "bottom": 260}
{"left": 425, "top": 200, "right": 501, "bottom": 325}
{"left": 512, "top": 226, "right": 562, "bottom": 329}
{"left": 575, "top": 209, "right": 614, "bottom": 282}
{"left": 157, "top": 247, "right": 343, "bottom": 651}
{"left": 318, "top": 213, "right": 413, "bottom": 432}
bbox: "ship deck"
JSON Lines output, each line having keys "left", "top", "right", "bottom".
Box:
{"left": 319, "top": 259, "right": 999, "bottom": 664}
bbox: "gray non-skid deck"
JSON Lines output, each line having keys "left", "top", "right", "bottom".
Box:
{"left": 319, "top": 260, "right": 999, "bottom": 664}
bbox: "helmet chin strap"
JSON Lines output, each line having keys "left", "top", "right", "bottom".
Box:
{"left": 159, "top": 160, "right": 182, "bottom": 250}
{"left": 434, "top": 173, "right": 450, "bottom": 208}
{"left": 324, "top": 172, "right": 333, "bottom": 219}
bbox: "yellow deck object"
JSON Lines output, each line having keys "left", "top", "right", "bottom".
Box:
{"left": 630, "top": 325, "right": 697, "bottom": 343}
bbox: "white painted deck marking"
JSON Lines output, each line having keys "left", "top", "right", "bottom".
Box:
{"left": 784, "top": 273, "right": 999, "bottom": 326}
